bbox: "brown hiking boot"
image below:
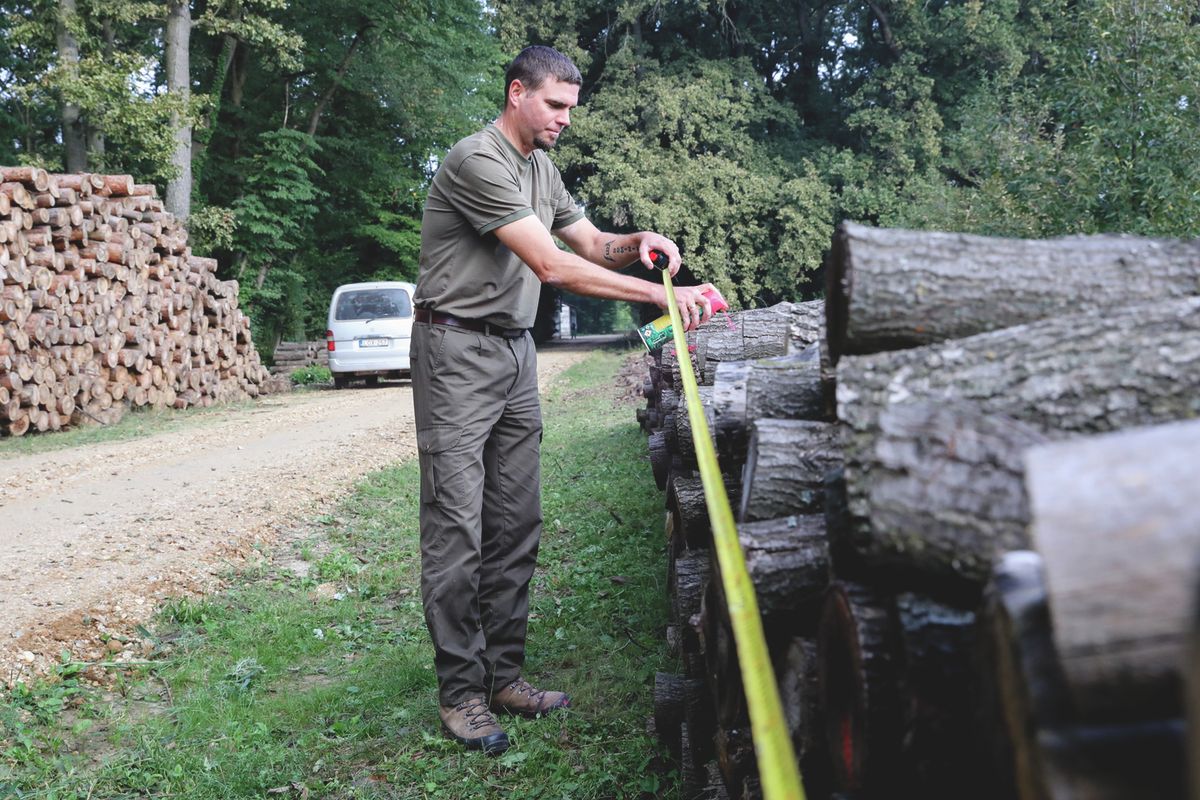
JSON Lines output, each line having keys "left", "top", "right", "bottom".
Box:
{"left": 439, "top": 696, "right": 510, "bottom": 755}
{"left": 490, "top": 678, "right": 571, "bottom": 717}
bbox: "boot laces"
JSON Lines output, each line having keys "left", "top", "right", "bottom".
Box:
{"left": 455, "top": 697, "right": 498, "bottom": 731}
{"left": 505, "top": 678, "right": 547, "bottom": 705}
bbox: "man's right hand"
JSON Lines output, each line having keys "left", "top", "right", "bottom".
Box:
{"left": 661, "top": 283, "right": 717, "bottom": 332}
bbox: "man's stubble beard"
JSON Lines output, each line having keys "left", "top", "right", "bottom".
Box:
{"left": 533, "top": 135, "right": 557, "bottom": 151}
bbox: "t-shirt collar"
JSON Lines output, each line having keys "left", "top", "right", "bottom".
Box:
{"left": 488, "top": 122, "right": 534, "bottom": 165}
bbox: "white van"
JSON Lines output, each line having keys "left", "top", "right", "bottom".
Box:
{"left": 326, "top": 281, "right": 416, "bottom": 388}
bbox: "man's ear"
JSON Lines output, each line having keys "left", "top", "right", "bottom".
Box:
{"left": 507, "top": 78, "right": 526, "bottom": 109}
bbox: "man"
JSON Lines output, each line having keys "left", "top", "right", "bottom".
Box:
{"left": 413, "top": 45, "right": 715, "bottom": 755}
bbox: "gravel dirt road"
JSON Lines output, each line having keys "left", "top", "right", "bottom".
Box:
{"left": 0, "top": 344, "right": 598, "bottom": 683}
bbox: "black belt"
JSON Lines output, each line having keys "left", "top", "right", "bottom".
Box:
{"left": 414, "top": 308, "right": 527, "bottom": 339}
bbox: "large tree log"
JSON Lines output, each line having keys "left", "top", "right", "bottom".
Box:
{"left": 739, "top": 419, "right": 842, "bottom": 522}
{"left": 893, "top": 592, "right": 980, "bottom": 797}
{"left": 1025, "top": 418, "right": 1200, "bottom": 724}
{"left": 818, "top": 581, "right": 901, "bottom": 795}
{"left": 980, "top": 553, "right": 1186, "bottom": 800}
{"left": 737, "top": 514, "right": 830, "bottom": 626}
{"left": 777, "top": 636, "right": 830, "bottom": 800}
{"left": 838, "top": 297, "right": 1200, "bottom": 443}
{"left": 671, "top": 549, "right": 710, "bottom": 679}
{"left": 692, "top": 301, "right": 819, "bottom": 385}
{"left": 841, "top": 401, "right": 1050, "bottom": 590}
{"left": 977, "top": 551, "right": 1067, "bottom": 800}
{"left": 825, "top": 221, "right": 1200, "bottom": 362}
{"left": 712, "top": 345, "right": 832, "bottom": 470}
{"left": 654, "top": 672, "right": 701, "bottom": 762}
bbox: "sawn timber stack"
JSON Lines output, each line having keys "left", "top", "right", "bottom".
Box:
{"left": 1, "top": 166, "right": 272, "bottom": 436}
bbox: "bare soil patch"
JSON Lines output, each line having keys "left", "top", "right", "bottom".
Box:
{"left": 0, "top": 346, "right": 591, "bottom": 683}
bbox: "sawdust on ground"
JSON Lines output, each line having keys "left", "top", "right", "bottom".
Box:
{"left": 0, "top": 344, "right": 604, "bottom": 684}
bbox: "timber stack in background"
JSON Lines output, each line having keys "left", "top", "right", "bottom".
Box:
{"left": 642, "top": 221, "right": 1200, "bottom": 800}
{"left": 0, "top": 166, "right": 272, "bottom": 436}
{"left": 270, "top": 340, "right": 329, "bottom": 376}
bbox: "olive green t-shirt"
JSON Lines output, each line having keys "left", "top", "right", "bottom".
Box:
{"left": 415, "top": 124, "right": 585, "bottom": 329}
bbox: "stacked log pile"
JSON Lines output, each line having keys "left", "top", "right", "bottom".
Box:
{"left": 643, "top": 221, "right": 1200, "bottom": 799}
{"left": 0, "top": 166, "right": 271, "bottom": 436}
{"left": 271, "top": 340, "right": 329, "bottom": 375}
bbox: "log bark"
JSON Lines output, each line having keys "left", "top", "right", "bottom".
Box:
{"left": 837, "top": 297, "right": 1200, "bottom": 441}
{"left": 826, "top": 221, "right": 1200, "bottom": 362}
{"left": 655, "top": 672, "right": 701, "bottom": 761}
{"left": 1025, "top": 418, "right": 1200, "bottom": 723}
{"left": 695, "top": 302, "right": 806, "bottom": 385}
{"left": 739, "top": 419, "right": 842, "bottom": 522}
{"left": 981, "top": 553, "right": 1186, "bottom": 800}
{"left": 778, "top": 636, "right": 831, "bottom": 800}
{"left": 712, "top": 345, "right": 832, "bottom": 470}
{"left": 713, "top": 724, "right": 756, "bottom": 796}
{"left": 977, "top": 552, "right": 1072, "bottom": 800}
{"left": 893, "top": 592, "right": 980, "bottom": 796}
{"left": 671, "top": 550, "right": 710, "bottom": 679}
{"left": 675, "top": 385, "right": 714, "bottom": 469}
{"left": 737, "top": 514, "right": 830, "bottom": 626}
{"left": 841, "top": 401, "right": 1050, "bottom": 590}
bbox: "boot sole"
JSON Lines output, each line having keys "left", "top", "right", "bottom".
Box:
{"left": 443, "top": 726, "right": 510, "bottom": 756}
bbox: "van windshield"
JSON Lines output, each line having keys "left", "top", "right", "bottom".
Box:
{"left": 335, "top": 288, "right": 412, "bottom": 321}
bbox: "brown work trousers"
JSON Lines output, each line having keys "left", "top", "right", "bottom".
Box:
{"left": 410, "top": 321, "right": 543, "bottom": 706}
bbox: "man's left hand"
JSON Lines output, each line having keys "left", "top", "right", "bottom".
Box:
{"left": 638, "top": 234, "right": 681, "bottom": 276}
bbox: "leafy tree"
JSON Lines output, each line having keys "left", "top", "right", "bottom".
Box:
{"left": 230, "top": 127, "right": 323, "bottom": 345}
{"left": 1044, "top": 0, "right": 1200, "bottom": 235}
{"left": 554, "top": 52, "right": 830, "bottom": 306}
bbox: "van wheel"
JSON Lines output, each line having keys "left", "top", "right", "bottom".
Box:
{"left": 364, "top": 376, "right": 379, "bottom": 387}
{"left": 333, "top": 374, "right": 350, "bottom": 389}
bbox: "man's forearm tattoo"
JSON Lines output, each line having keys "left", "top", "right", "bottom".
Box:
{"left": 603, "top": 240, "right": 638, "bottom": 263}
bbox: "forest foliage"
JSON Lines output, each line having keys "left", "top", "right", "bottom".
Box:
{"left": 2, "top": 0, "right": 1197, "bottom": 342}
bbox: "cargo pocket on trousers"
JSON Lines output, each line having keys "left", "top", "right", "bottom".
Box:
{"left": 416, "top": 424, "right": 472, "bottom": 508}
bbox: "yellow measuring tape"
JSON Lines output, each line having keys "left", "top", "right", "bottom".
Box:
{"left": 663, "top": 271, "right": 806, "bottom": 800}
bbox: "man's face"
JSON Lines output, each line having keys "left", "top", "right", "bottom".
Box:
{"left": 513, "top": 77, "right": 580, "bottom": 151}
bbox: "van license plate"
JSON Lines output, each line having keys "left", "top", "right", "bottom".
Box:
{"left": 359, "top": 338, "right": 389, "bottom": 348}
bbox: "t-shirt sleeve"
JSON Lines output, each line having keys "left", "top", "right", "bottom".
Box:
{"left": 551, "top": 172, "right": 585, "bottom": 231}
{"left": 450, "top": 153, "right": 535, "bottom": 235}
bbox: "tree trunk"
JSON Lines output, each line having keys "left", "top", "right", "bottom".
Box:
{"left": 837, "top": 297, "right": 1200, "bottom": 441}
{"left": 841, "top": 401, "right": 1050, "bottom": 590}
{"left": 1025, "top": 418, "right": 1200, "bottom": 724}
{"left": 56, "top": 0, "right": 87, "bottom": 172}
{"left": 306, "top": 24, "right": 369, "bottom": 136}
{"left": 191, "top": 33, "right": 238, "bottom": 192}
{"left": 164, "top": 0, "right": 192, "bottom": 221}
{"left": 826, "top": 221, "right": 1200, "bottom": 363}
{"left": 739, "top": 419, "right": 842, "bottom": 522}
{"left": 87, "top": 18, "right": 115, "bottom": 160}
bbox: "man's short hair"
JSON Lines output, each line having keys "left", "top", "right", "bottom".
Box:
{"left": 504, "top": 46, "right": 582, "bottom": 100}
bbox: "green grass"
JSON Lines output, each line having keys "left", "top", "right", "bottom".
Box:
{"left": 0, "top": 348, "right": 679, "bottom": 799}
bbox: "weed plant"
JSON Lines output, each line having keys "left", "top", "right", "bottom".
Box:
{"left": 0, "top": 349, "right": 679, "bottom": 799}
{"left": 290, "top": 365, "right": 333, "bottom": 386}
